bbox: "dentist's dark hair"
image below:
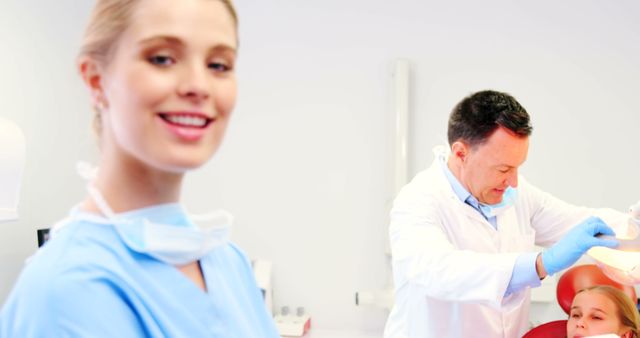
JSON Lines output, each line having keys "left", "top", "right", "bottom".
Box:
{"left": 447, "top": 90, "right": 532, "bottom": 147}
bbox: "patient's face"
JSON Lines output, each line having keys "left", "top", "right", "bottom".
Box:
{"left": 567, "top": 290, "right": 631, "bottom": 338}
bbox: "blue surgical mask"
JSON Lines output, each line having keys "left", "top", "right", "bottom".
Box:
{"left": 479, "top": 187, "right": 518, "bottom": 218}
{"left": 65, "top": 162, "right": 232, "bottom": 265}
{"left": 86, "top": 185, "right": 232, "bottom": 265}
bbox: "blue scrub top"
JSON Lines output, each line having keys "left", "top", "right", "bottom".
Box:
{"left": 0, "top": 209, "right": 280, "bottom": 338}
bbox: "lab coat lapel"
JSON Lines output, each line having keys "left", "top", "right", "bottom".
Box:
{"left": 496, "top": 207, "right": 518, "bottom": 234}
{"left": 496, "top": 207, "right": 536, "bottom": 253}
{"left": 429, "top": 164, "right": 501, "bottom": 252}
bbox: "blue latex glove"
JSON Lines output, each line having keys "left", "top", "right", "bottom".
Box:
{"left": 542, "top": 216, "right": 619, "bottom": 276}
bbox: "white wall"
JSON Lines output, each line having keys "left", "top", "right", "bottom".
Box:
{"left": 0, "top": 0, "right": 97, "bottom": 306}
{"left": 2, "top": 0, "right": 640, "bottom": 334}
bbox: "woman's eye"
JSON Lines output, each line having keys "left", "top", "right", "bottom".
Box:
{"left": 148, "top": 55, "right": 174, "bottom": 66}
{"left": 208, "top": 61, "right": 232, "bottom": 72}
{"left": 570, "top": 313, "right": 580, "bottom": 318}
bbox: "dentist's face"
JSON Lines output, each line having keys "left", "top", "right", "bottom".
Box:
{"left": 98, "top": 0, "right": 238, "bottom": 173}
{"left": 567, "top": 290, "right": 632, "bottom": 338}
{"left": 453, "top": 126, "right": 528, "bottom": 205}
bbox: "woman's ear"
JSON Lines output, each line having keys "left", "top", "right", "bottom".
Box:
{"left": 620, "top": 329, "right": 633, "bottom": 338}
{"left": 78, "top": 57, "right": 107, "bottom": 110}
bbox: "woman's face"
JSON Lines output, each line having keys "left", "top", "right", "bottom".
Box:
{"left": 567, "top": 290, "right": 632, "bottom": 338}
{"left": 96, "top": 0, "right": 237, "bottom": 173}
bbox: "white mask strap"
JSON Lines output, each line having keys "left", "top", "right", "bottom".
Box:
{"left": 76, "top": 161, "right": 115, "bottom": 219}
{"left": 86, "top": 184, "right": 116, "bottom": 219}
{"left": 76, "top": 161, "right": 98, "bottom": 181}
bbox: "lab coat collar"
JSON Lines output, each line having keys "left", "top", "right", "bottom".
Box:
{"left": 428, "top": 147, "right": 490, "bottom": 225}
{"left": 441, "top": 156, "right": 472, "bottom": 204}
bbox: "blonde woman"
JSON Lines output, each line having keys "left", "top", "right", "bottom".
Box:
{"left": 568, "top": 285, "right": 640, "bottom": 338}
{"left": 0, "top": 0, "right": 280, "bottom": 336}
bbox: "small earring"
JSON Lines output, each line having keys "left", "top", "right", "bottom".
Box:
{"left": 95, "top": 100, "right": 107, "bottom": 112}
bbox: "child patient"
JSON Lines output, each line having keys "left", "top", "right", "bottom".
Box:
{"left": 567, "top": 285, "right": 640, "bottom": 338}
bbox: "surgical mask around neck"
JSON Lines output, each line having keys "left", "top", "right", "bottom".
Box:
{"left": 87, "top": 185, "right": 232, "bottom": 265}
{"left": 75, "top": 161, "right": 232, "bottom": 265}
{"left": 479, "top": 187, "right": 518, "bottom": 218}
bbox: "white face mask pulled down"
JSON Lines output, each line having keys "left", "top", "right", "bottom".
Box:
{"left": 479, "top": 187, "right": 518, "bottom": 218}
{"left": 77, "top": 162, "right": 232, "bottom": 266}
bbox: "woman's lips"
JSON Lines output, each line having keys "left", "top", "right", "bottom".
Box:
{"left": 157, "top": 112, "right": 214, "bottom": 142}
{"left": 158, "top": 112, "right": 213, "bottom": 128}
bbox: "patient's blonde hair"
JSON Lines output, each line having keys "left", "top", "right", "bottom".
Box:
{"left": 576, "top": 285, "right": 640, "bottom": 338}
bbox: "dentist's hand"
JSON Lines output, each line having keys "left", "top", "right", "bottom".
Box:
{"left": 541, "top": 216, "right": 619, "bottom": 276}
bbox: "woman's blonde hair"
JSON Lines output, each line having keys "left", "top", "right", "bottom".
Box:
{"left": 77, "top": 0, "right": 238, "bottom": 133}
{"left": 576, "top": 285, "right": 640, "bottom": 337}
{"left": 79, "top": 0, "right": 237, "bottom": 64}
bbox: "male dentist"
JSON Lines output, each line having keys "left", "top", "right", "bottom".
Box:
{"left": 384, "top": 90, "right": 622, "bottom": 338}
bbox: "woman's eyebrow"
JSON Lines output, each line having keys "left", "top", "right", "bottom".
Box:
{"left": 138, "top": 35, "right": 185, "bottom": 47}
{"left": 137, "top": 35, "right": 236, "bottom": 56}
{"left": 209, "top": 44, "right": 237, "bottom": 56}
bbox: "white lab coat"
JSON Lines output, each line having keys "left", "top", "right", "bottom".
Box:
{"left": 384, "top": 149, "right": 625, "bottom": 338}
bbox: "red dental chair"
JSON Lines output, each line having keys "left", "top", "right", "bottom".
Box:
{"left": 522, "top": 264, "right": 637, "bottom": 338}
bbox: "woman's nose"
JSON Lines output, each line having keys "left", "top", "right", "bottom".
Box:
{"left": 177, "top": 64, "right": 210, "bottom": 102}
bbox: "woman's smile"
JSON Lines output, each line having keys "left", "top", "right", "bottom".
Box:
{"left": 157, "top": 111, "right": 215, "bottom": 142}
